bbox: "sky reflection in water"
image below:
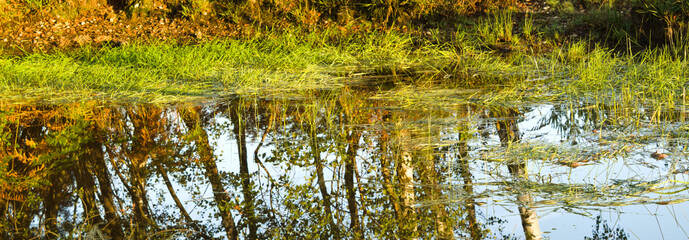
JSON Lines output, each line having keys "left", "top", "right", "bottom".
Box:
{"left": 2, "top": 88, "right": 689, "bottom": 239}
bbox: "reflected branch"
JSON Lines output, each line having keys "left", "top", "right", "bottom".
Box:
{"left": 180, "top": 106, "right": 239, "bottom": 240}
{"left": 492, "top": 107, "right": 541, "bottom": 240}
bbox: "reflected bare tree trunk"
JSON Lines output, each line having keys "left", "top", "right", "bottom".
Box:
{"left": 395, "top": 128, "right": 417, "bottom": 237}
{"left": 127, "top": 107, "right": 157, "bottom": 238}
{"left": 91, "top": 133, "right": 125, "bottom": 240}
{"left": 42, "top": 177, "right": 65, "bottom": 236}
{"left": 75, "top": 142, "right": 105, "bottom": 228}
{"left": 153, "top": 156, "right": 211, "bottom": 239}
{"left": 307, "top": 122, "right": 340, "bottom": 239}
{"left": 517, "top": 193, "right": 541, "bottom": 240}
{"left": 0, "top": 199, "right": 6, "bottom": 239}
{"left": 456, "top": 124, "right": 483, "bottom": 240}
{"left": 154, "top": 162, "right": 193, "bottom": 223}
{"left": 376, "top": 111, "right": 419, "bottom": 237}
{"left": 78, "top": 120, "right": 126, "bottom": 239}
{"left": 419, "top": 147, "right": 453, "bottom": 239}
{"left": 180, "top": 106, "right": 239, "bottom": 240}
{"left": 344, "top": 130, "right": 362, "bottom": 235}
{"left": 228, "top": 100, "right": 258, "bottom": 240}
{"left": 492, "top": 108, "right": 541, "bottom": 240}
{"left": 379, "top": 128, "right": 402, "bottom": 217}
{"left": 337, "top": 95, "right": 363, "bottom": 236}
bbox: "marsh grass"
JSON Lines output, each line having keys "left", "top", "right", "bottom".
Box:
{"left": 0, "top": 22, "right": 561, "bottom": 105}
{"left": 522, "top": 13, "right": 535, "bottom": 41}
{"left": 542, "top": 40, "right": 689, "bottom": 113}
{"left": 2, "top": 18, "right": 688, "bottom": 110}
{"left": 476, "top": 10, "right": 518, "bottom": 47}
{"left": 0, "top": 30, "right": 457, "bottom": 103}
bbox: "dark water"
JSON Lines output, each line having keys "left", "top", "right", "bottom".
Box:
{"left": 2, "top": 84, "right": 689, "bottom": 239}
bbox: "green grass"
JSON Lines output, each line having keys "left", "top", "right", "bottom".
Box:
{"left": 546, "top": 42, "right": 689, "bottom": 108}
{"left": 0, "top": 30, "right": 456, "bottom": 103}
{"left": 1, "top": 9, "right": 689, "bottom": 110}
{"left": 476, "top": 10, "right": 518, "bottom": 47}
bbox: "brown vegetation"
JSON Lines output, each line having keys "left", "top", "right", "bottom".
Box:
{"left": 0, "top": 0, "right": 519, "bottom": 54}
{"left": 1, "top": 0, "right": 688, "bottom": 56}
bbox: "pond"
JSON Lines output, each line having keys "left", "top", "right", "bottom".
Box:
{"left": 2, "top": 76, "right": 688, "bottom": 239}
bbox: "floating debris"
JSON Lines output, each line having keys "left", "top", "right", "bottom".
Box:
{"left": 650, "top": 150, "right": 668, "bottom": 160}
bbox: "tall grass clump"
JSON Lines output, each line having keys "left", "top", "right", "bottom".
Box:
{"left": 476, "top": 10, "right": 518, "bottom": 47}
{"left": 551, "top": 42, "right": 623, "bottom": 102}
{"left": 522, "top": 13, "right": 535, "bottom": 41}
{"left": 551, "top": 39, "right": 689, "bottom": 109}
{"left": 628, "top": 49, "right": 688, "bottom": 104}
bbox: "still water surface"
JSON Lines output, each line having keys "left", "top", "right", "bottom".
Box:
{"left": 2, "top": 80, "right": 688, "bottom": 239}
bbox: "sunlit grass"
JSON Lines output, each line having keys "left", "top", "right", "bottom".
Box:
{"left": 476, "top": 10, "right": 518, "bottom": 46}
{"left": 0, "top": 30, "right": 456, "bottom": 103}
{"left": 546, "top": 42, "right": 689, "bottom": 110}
{"left": 0, "top": 12, "right": 688, "bottom": 109}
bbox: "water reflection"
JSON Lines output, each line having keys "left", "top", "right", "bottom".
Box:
{"left": 1, "top": 87, "right": 688, "bottom": 239}
{"left": 492, "top": 106, "right": 541, "bottom": 240}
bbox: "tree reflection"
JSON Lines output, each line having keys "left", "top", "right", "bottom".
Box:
{"left": 491, "top": 106, "right": 541, "bottom": 240}
{"left": 180, "top": 105, "right": 239, "bottom": 239}
{"left": 1, "top": 88, "right": 648, "bottom": 239}
{"left": 455, "top": 122, "right": 484, "bottom": 240}
{"left": 228, "top": 99, "right": 259, "bottom": 240}
{"left": 0, "top": 93, "right": 479, "bottom": 238}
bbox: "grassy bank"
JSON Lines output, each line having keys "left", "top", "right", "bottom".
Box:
{"left": 2, "top": 28, "right": 688, "bottom": 109}
{"left": 1, "top": 1, "right": 688, "bottom": 108}
{"left": 0, "top": 30, "right": 458, "bottom": 103}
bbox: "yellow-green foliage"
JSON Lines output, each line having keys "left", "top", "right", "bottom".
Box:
{"left": 0, "top": 30, "right": 455, "bottom": 102}
{"left": 476, "top": 10, "right": 518, "bottom": 45}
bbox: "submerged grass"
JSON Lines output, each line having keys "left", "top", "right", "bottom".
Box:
{"left": 475, "top": 132, "right": 689, "bottom": 207}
